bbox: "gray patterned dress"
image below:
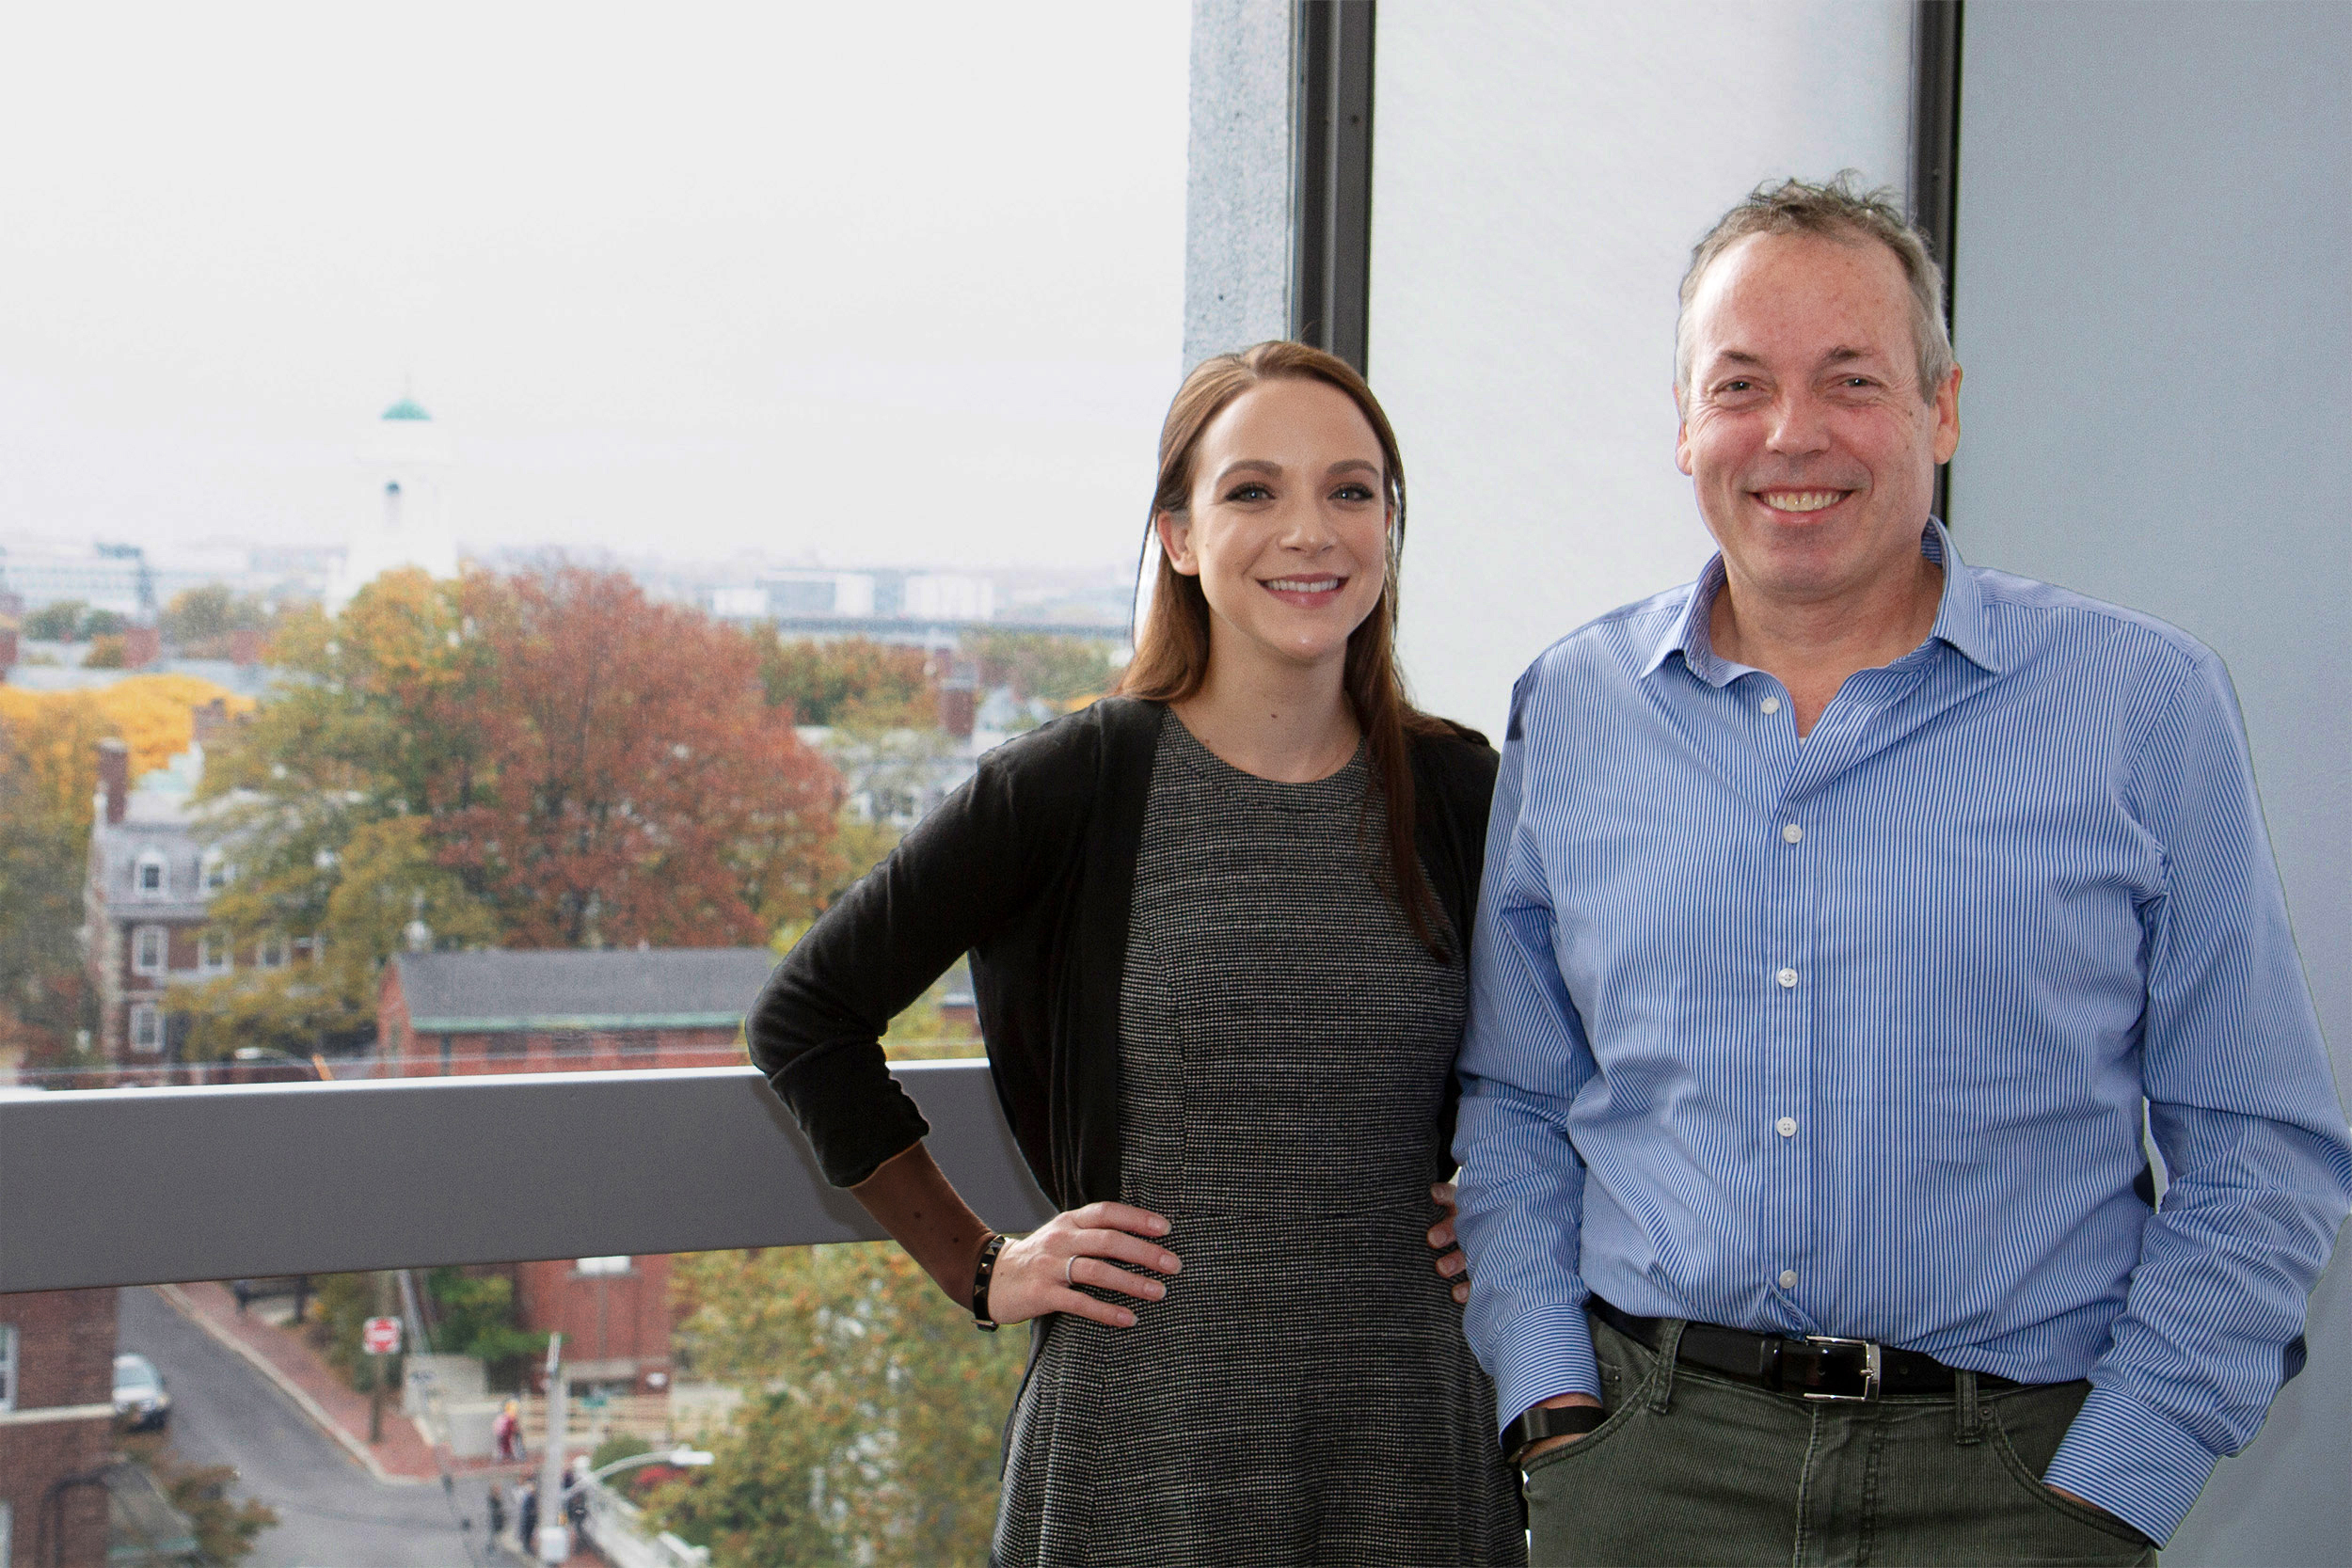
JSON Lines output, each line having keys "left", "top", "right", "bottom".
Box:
{"left": 993, "top": 713, "right": 1525, "bottom": 1566}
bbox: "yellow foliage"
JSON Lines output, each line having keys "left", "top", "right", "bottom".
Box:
{"left": 0, "top": 676, "right": 255, "bottom": 830}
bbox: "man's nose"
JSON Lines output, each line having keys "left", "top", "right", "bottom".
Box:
{"left": 1765, "top": 390, "right": 1833, "bottom": 456}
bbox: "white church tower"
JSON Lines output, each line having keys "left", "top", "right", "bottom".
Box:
{"left": 326, "top": 394, "right": 461, "bottom": 612}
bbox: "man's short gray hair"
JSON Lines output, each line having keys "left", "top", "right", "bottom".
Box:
{"left": 1675, "top": 172, "right": 1956, "bottom": 404}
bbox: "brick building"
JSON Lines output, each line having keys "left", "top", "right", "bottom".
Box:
{"left": 378, "top": 947, "right": 778, "bottom": 1395}
{"left": 0, "top": 1288, "right": 119, "bottom": 1568}
{"left": 82, "top": 714, "right": 297, "bottom": 1074}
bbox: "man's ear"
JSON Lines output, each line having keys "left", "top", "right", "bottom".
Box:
{"left": 1931, "top": 364, "right": 1963, "bottom": 466}
{"left": 1155, "top": 510, "right": 1200, "bottom": 576}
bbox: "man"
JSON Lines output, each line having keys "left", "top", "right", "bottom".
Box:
{"left": 1450, "top": 176, "right": 2352, "bottom": 1564}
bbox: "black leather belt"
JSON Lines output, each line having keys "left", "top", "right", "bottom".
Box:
{"left": 1591, "top": 1297, "right": 2019, "bottom": 1402}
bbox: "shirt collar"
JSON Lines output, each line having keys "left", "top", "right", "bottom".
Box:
{"left": 1641, "top": 518, "right": 2001, "bottom": 685}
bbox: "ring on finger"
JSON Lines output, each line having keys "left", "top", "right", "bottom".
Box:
{"left": 1064, "top": 1256, "right": 1078, "bottom": 1288}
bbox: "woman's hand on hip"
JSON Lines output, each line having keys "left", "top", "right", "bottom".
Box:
{"left": 1429, "top": 1181, "right": 1470, "bottom": 1305}
{"left": 988, "top": 1201, "right": 1181, "bottom": 1328}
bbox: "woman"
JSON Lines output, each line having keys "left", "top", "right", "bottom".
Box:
{"left": 749, "top": 341, "right": 1520, "bottom": 1565}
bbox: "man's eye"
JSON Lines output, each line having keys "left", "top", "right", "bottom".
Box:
{"left": 1721, "top": 380, "right": 1755, "bottom": 393}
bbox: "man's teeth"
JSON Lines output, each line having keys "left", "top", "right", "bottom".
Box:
{"left": 1266, "top": 578, "right": 1342, "bottom": 593}
{"left": 1758, "top": 490, "right": 1845, "bottom": 513}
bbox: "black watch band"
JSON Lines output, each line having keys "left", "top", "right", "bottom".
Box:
{"left": 1502, "top": 1401, "right": 1606, "bottom": 1463}
{"left": 971, "top": 1232, "right": 1010, "bottom": 1331}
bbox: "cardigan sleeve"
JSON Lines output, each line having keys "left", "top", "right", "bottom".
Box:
{"left": 748, "top": 720, "right": 1098, "bottom": 1188}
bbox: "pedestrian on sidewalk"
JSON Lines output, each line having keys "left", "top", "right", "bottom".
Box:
{"left": 516, "top": 1478, "right": 538, "bottom": 1558}
{"left": 493, "top": 1398, "right": 523, "bottom": 1463}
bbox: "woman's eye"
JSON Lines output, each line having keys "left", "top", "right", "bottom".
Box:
{"left": 1331, "top": 483, "right": 1375, "bottom": 502}
{"left": 1225, "top": 483, "right": 1272, "bottom": 502}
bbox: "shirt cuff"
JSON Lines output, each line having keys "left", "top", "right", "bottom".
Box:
{"left": 2042, "top": 1383, "right": 2220, "bottom": 1546}
{"left": 1484, "top": 1304, "right": 1603, "bottom": 1439}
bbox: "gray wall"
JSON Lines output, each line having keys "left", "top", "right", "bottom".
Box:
{"left": 1948, "top": 5, "right": 2352, "bottom": 1561}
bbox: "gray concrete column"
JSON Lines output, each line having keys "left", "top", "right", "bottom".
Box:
{"left": 1184, "top": 0, "right": 1294, "bottom": 367}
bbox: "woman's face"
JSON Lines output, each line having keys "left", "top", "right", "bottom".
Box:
{"left": 1156, "top": 377, "right": 1391, "bottom": 678}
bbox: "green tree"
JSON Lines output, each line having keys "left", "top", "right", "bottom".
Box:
{"left": 761, "top": 637, "right": 936, "bottom": 727}
{"left": 648, "top": 1243, "right": 1025, "bottom": 1567}
{"left": 161, "top": 582, "right": 269, "bottom": 646}
{"left": 968, "top": 630, "right": 1119, "bottom": 706}
{"left": 22, "top": 599, "right": 87, "bottom": 641}
{"left": 120, "top": 1431, "right": 278, "bottom": 1564}
{"left": 425, "top": 1267, "right": 547, "bottom": 1387}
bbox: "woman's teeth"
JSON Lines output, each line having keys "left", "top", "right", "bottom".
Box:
{"left": 1265, "top": 578, "right": 1342, "bottom": 593}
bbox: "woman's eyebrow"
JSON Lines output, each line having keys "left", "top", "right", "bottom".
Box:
{"left": 1326, "top": 458, "right": 1380, "bottom": 478}
{"left": 1213, "top": 459, "right": 1284, "bottom": 483}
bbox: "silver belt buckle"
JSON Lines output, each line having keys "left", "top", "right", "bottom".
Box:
{"left": 1800, "top": 1335, "right": 1883, "bottom": 1402}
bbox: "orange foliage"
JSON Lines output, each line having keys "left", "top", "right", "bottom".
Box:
{"left": 0, "top": 675, "right": 254, "bottom": 831}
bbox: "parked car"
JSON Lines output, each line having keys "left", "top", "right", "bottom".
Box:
{"left": 113, "top": 1352, "right": 172, "bottom": 1431}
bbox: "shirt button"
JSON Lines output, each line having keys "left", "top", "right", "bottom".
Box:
{"left": 1776, "top": 1117, "right": 1798, "bottom": 1137}
{"left": 1758, "top": 696, "right": 1783, "bottom": 715}
{"left": 1781, "top": 823, "right": 1804, "bottom": 844}
{"left": 1775, "top": 967, "right": 1799, "bottom": 989}
{"left": 1779, "top": 1270, "right": 1799, "bottom": 1290}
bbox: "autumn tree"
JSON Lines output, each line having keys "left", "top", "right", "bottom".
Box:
{"left": 437, "top": 567, "right": 842, "bottom": 947}
{"left": 649, "top": 1244, "right": 1026, "bottom": 1567}
{"left": 186, "top": 565, "right": 844, "bottom": 1052}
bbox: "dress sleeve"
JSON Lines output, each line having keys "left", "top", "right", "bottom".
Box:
{"left": 748, "top": 726, "right": 1091, "bottom": 1188}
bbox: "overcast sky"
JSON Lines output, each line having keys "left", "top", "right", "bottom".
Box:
{"left": 0, "top": 3, "right": 1190, "bottom": 570}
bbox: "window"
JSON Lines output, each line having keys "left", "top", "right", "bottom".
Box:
{"left": 135, "top": 851, "right": 167, "bottom": 897}
{"left": 129, "top": 1005, "right": 165, "bottom": 1053}
{"left": 258, "top": 931, "right": 290, "bottom": 969}
{"left": 132, "top": 926, "right": 167, "bottom": 975}
{"left": 0, "top": 1322, "right": 15, "bottom": 1412}
{"left": 199, "top": 929, "right": 231, "bottom": 974}
{"left": 576, "top": 1256, "right": 631, "bottom": 1276}
{"left": 202, "top": 851, "right": 230, "bottom": 891}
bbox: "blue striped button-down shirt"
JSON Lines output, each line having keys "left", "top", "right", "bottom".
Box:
{"left": 1453, "top": 522, "right": 2352, "bottom": 1544}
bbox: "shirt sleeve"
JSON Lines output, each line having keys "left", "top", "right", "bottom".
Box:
{"left": 746, "top": 730, "right": 1083, "bottom": 1188}
{"left": 1452, "top": 668, "right": 1606, "bottom": 1433}
{"left": 2043, "top": 648, "right": 2352, "bottom": 1543}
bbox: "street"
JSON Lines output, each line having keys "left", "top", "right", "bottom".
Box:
{"left": 119, "top": 1286, "right": 500, "bottom": 1568}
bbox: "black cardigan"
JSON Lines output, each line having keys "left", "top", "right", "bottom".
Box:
{"left": 748, "top": 696, "right": 1500, "bottom": 1211}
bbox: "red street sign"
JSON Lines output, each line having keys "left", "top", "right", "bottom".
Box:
{"left": 362, "top": 1316, "right": 403, "bottom": 1356}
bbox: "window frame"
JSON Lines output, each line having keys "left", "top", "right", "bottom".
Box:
{"left": 128, "top": 1003, "right": 165, "bottom": 1053}
{"left": 199, "top": 928, "right": 231, "bottom": 975}
{"left": 131, "top": 926, "right": 167, "bottom": 976}
{"left": 0, "top": 1322, "right": 15, "bottom": 1413}
{"left": 135, "top": 850, "right": 167, "bottom": 898}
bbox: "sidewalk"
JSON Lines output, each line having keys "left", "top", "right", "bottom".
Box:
{"left": 156, "top": 1280, "right": 531, "bottom": 1487}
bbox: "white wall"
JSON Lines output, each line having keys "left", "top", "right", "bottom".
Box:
{"left": 1370, "top": 1, "right": 1913, "bottom": 738}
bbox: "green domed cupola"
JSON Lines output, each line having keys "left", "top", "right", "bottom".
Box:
{"left": 381, "top": 397, "right": 432, "bottom": 421}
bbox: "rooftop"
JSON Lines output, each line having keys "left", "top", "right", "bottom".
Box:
{"left": 391, "top": 947, "right": 779, "bottom": 1033}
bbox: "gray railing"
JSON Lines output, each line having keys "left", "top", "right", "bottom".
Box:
{"left": 0, "top": 1062, "right": 1054, "bottom": 1294}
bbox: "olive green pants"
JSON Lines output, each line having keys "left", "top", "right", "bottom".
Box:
{"left": 1521, "top": 1315, "right": 2157, "bottom": 1566}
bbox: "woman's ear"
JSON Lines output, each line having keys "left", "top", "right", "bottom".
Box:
{"left": 1155, "top": 510, "right": 1200, "bottom": 576}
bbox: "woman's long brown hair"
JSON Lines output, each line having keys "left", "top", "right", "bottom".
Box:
{"left": 1119, "top": 341, "right": 1454, "bottom": 959}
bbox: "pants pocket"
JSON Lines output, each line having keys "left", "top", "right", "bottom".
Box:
{"left": 1981, "top": 1395, "right": 2157, "bottom": 1562}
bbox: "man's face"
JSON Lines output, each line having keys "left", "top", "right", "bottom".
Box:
{"left": 1676, "top": 230, "right": 1960, "bottom": 609}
